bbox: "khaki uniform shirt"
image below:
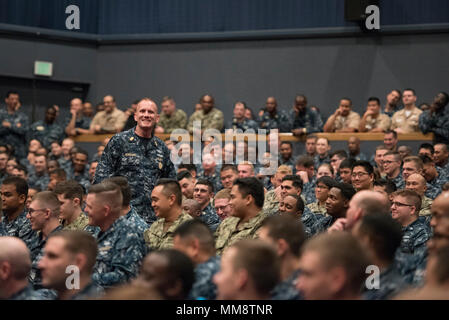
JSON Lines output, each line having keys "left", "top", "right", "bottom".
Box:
{"left": 363, "top": 113, "right": 391, "bottom": 131}
{"left": 90, "top": 108, "right": 127, "bottom": 132}
{"left": 391, "top": 107, "right": 423, "bottom": 133}
{"left": 333, "top": 111, "right": 361, "bottom": 131}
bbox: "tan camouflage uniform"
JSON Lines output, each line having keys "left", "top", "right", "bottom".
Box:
{"left": 158, "top": 109, "right": 188, "bottom": 133}
{"left": 144, "top": 212, "right": 193, "bottom": 250}
{"left": 215, "top": 211, "right": 267, "bottom": 256}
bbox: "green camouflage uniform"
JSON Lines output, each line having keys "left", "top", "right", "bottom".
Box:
{"left": 306, "top": 201, "right": 327, "bottom": 215}
{"left": 144, "top": 212, "right": 193, "bottom": 250}
{"left": 188, "top": 108, "right": 224, "bottom": 133}
{"left": 419, "top": 196, "right": 433, "bottom": 216}
{"left": 262, "top": 189, "right": 279, "bottom": 216}
{"left": 214, "top": 211, "right": 267, "bottom": 256}
{"left": 158, "top": 109, "right": 188, "bottom": 133}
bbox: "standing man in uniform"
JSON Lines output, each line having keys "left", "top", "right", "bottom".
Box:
{"left": 94, "top": 98, "right": 176, "bottom": 225}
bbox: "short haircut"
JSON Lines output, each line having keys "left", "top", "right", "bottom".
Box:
{"left": 352, "top": 160, "right": 374, "bottom": 175}
{"left": 332, "top": 182, "right": 356, "bottom": 201}
{"left": 376, "top": 145, "right": 389, "bottom": 152}
{"left": 32, "top": 191, "right": 60, "bottom": 217}
{"left": 403, "top": 88, "right": 416, "bottom": 96}
{"left": 15, "top": 163, "right": 28, "bottom": 175}
{"left": 368, "top": 97, "right": 380, "bottom": 105}
{"left": 215, "top": 188, "right": 231, "bottom": 200}
{"left": 2, "top": 176, "right": 28, "bottom": 197}
{"left": 384, "top": 130, "right": 398, "bottom": 139}
{"left": 49, "top": 230, "right": 98, "bottom": 273}
{"left": 50, "top": 169, "right": 67, "bottom": 181}
{"left": 403, "top": 156, "right": 423, "bottom": 171}
{"left": 435, "top": 143, "right": 449, "bottom": 153}
{"left": 261, "top": 215, "right": 306, "bottom": 257}
{"left": 420, "top": 155, "right": 434, "bottom": 165}
{"left": 75, "top": 148, "right": 88, "bottom": 158}
{"left": 302, "top": 232, "right": 369, "bottom": 294}
{"left": 305, "top": 134, "right": 317, "bottom": 142}
{"left": 280, "top": 141, "right": 293, "bottom": 148}
{"left": 341, "top": 97, "right": 352, "bottom": 105}
{"left": 54, "top": 181, "right": 84, "bottom": 201}
{"left": 177, "top": 170, "right": 193, "bottom": 182}
{"left": 340, "top": 158, "right": 356, "bottom": 170}
{"left": 357, "top": 213, "right": 402, "bottom": 263}
{"left": 161, "top": 96, "right": 174, "bottom": 103}
{"left": 173, "top": 219, "right": 215, "bottom": 255}
{"left": 373, "top": 179, "right": 397, "bottom": 194}
{"left": 88, "top": 181, "right": 123, "bottom": 210}
{"left": 220, "top": 164, "right": 238, "bottom": 174}
{"left": 230, "top": 239, "right": 280, "bottom": 295}
{"left": 384, "top": 151, "right": 402, "bottom": 163}
{"left": 330, "top": 150, "right": 348, "bottom": 160}
{"left": 178, "top": 164, "right": 197, "bottom": 174}
{"left": 195, "top": 178, "right": 214, "bottom": 194}
{"left": 104, "top": 176, "right": 131, "bottom": 207}
{"left": 392, "top": 190, "right": 421, "bottom": 213}
{"left": 282, "top": 175, "right": 304, "bottom": 190}
{"left": 318, "top": 163, "right": 334, "bottom": 175}
{"left": 153, "top": 249, "right": 195, "bottom": 299}
{"left": 296, "top": 155, "right": 314, "bottom": 168}
{"left": 276, "top": 165, "right": 293, "bottom": 175}
{"left": 156, "top": 178, "right": 183, "bottom": 206}
{"left": 284, "top": 194, "right": 304, "bottom": 214}
{"left": 233, "top": 177, "right": 264, "bottom": 208}
{"left": 6, "top": 90, "right": 19, "bottom": 98}
{"left": 419, "top": 143, "right": 434, "bottom": 154}
{"left": 316, "top": 176, "right": 337, "bottom": 189}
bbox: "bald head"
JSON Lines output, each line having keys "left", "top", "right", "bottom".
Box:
{"left": 182, "top": 199, "right": 202, "bottom": 218}
{"left": 0, "top": 237, "right": 31, "bottom": 280}
{"left": 353, "top": 190, "right": 390, "bottom": 211}
{"left": 433, "top": 191, "right": 449, "bottom": 213}
{"left": 405, "top": 173, "right": 427, "bottom": 196}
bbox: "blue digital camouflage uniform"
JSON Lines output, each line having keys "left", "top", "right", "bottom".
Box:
{"left": 29, "top": 121, "right": 63, "bottom": 149}
{"left": 363, "top": 263, "right": 409, "bottom": 300}
{"left": 271, "top": 269, "right": 302, "bottom": 300}
{"left": 225, "top": 118, "right": 259, "bottom": 132}
{"left": 29, "top": 225, "right": 64, "bottom": 289}
{"left": 350, "top": 152, "right": 369, "bottom": 161}
{"left": 215, "top": 211, "right": 267, "bottom": 256}
{"left": 8, "top": 285, "right": 49, "bottom": 300}
{"left": 0, "top": 109, "right": 29, "bottom": 159}
{"left": 68, "top": 166, "right": 91, "bottom": 191}
{"left": 302, "top": 178, "right": 317, "bottom": 205}
{"left": 70, "top": 282, "right": 105, "bottom": 300}
{"left": 199, "top": 203, "right": 221, "bottom": 232}
{"left": 399, "top": 218, "right": 430, "bottom": 257}
{"left": 383, "top": 106, "right": 403, "bottom": 118}
{"left": 27, "top": 172, "right": 50, "bottom": 191}
{"left": 301, "top": 206, "right": 320, "bottom": 237}
{"left": 188, "top": 255, "right": 221, "bottom": 300}
{"left": 395, "top": 247, "right": 428, "bottom": 286}
{"left": 93, "top": 128, "right": 176, "bottom": 225}
{"left": 390, "top": 174, "right": 405, "bottom": 191}
{"left": 426, "top": 167, "right": 448, "bottom": 199}
{"left": 419, "top": 107, "right": 449, "bottom": 145}
{"left": 258, "top": 109, "right": 291, "bottom": 133}
{"left": 92, "top": 216, "right": 147, "bottom": 289}
{"left": 0, "top": 209, "right": 39, "bottom": 256}
{"left": 63, "top": 115, "right": 92, "bottom": 134}
{"left": 57, "top": 157, "right": 72, "bottom": 176}
{"left": 125, "top": 206, "right": 149, "bottom": 235}
{"left": 313, "top": 154, "right": 331, "bottom": 170}
{"left": 197, "top": 166, "right": 223, "bottom": 193}
{"left": 311, "top": 214, "right": 335, "bottom": 234}
{"left": 289, "top": 108, "right": 323, "bottom": 134}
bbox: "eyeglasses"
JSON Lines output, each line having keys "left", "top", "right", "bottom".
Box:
{"left": 391, "top": 201, "right": 414, "bottom": 208}
{"left": 27, "top": 208, "right": 47, "bottom": 215}
{"left": 351, "top": 172, "right": 369, "bottom": 178}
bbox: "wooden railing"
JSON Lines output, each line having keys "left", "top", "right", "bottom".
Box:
{"left": 74, "top": 132, "right": 434, "bottom": 143}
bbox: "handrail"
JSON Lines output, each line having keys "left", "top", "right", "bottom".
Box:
{"left": 73, "top": 132, "right": 434, "bottom": 143}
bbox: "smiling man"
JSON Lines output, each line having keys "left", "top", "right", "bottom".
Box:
{"left": 144, "top": 179, "right": 192, "bottom": 251}
{"left": 94, "top": 98, "right": 176, "bottom": 225}
{"left": 323, "top": 98, "right": 360, "bottom": 133}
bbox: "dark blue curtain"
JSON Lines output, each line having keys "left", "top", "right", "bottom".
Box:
{"left": 0, "top": 0, "right": 448, "bottom": 35}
